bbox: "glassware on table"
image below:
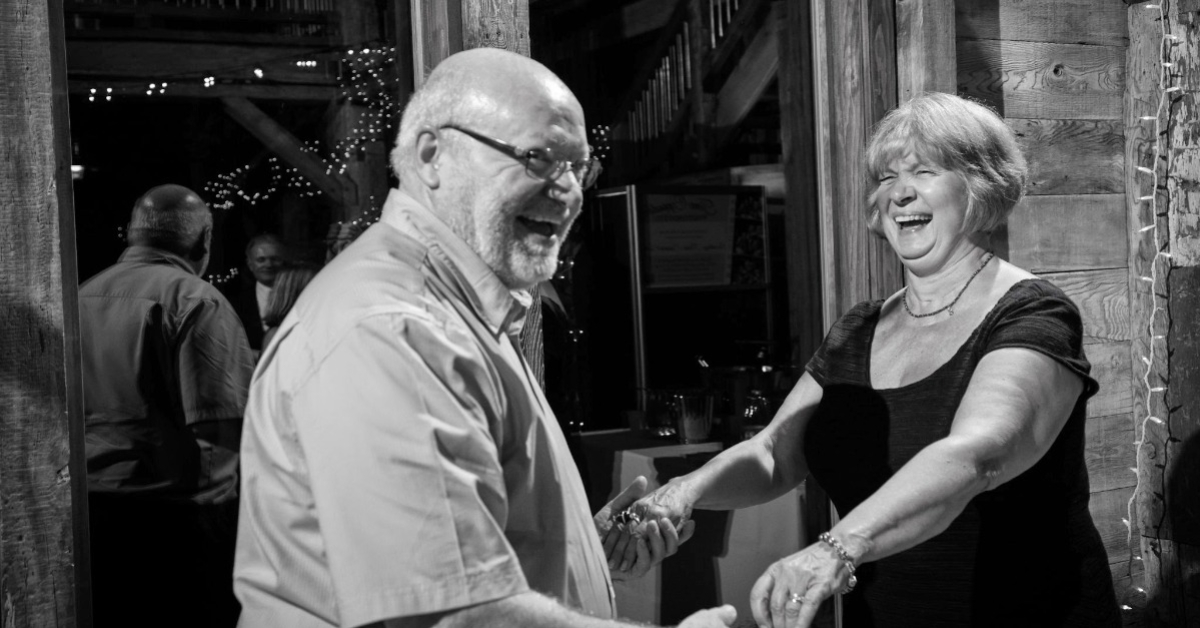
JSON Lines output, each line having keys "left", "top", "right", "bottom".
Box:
{"left": 671, "top": 392, "right": 713, "bottom": 444}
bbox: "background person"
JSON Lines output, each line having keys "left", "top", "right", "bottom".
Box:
{"left": 259, "top": 262, "right": 319, "bottom": 349}
{"left": 608, "top": 92, "right": 1120, "bottom": 627}
{"left": 228, "top": 233, "right": 285, "bottom": 351}
{"left": 80, "top": 184, "right": 253, "bottom": 628}
{"left": 233, "top": 48, "right": 733, "bottom": 628}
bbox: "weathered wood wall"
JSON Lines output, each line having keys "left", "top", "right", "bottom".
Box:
{"left": 955, "top": 0, "right": 1142, "bottom": 622}
{"left": 1126, "top": 1, "right": 1200, "bottom": 625}
{"left": 1, "top": 1, "right": 88, "bottom": 626}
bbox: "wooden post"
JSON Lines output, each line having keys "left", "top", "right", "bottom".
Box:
{"left": 895, "top": 0, "right": 956, "bottom": 99}
{"left": 778, "top": 0, "right": 822, "bottom": 367}
{"left": 803, "top": 0, "right": 901, "bottom": 624}
{"left": 408, "top": 0, "right": 542, "bottom": 383}
{"left": 1127, "top": 2, "right": 1200, "bottom": 624}
{"left": 809, "top": 0, "right": 902, "bottom": 335}
{"left": 1, "top": 0, "right": 88, "bottom": 626}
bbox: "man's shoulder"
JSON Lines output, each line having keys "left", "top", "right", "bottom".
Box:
{"left": 82, "top": 258, "right": 233, "bottom": 313}
{"left": 293, "top": 225, "right": 444, "bottom": 338}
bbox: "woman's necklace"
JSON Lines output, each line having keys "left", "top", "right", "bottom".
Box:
{"left": 902, "top": 251, "right": 995, "bottom": 318}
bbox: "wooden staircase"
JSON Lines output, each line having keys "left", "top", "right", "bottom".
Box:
{"left": 604, "top": 0, "right": 784, "bottom": 184}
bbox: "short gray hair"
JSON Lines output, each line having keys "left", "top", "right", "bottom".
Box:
{"left": 127, "top": 184, "right": 211, "bottom": 253}
{"left": 390, "top": 67, "right": 495, "bottom": 179}
{"left": 865, "top": 92, "right": 1027, "bottom": 236}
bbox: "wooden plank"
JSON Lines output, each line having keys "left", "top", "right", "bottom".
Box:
{"left": 1007, "top": 194, "right": 1127, "bottom": 273}
{"left": 955, "top": 0, "right": 1127, "bottom": 47}
{"left": 1087, "top": 413, "right": 1137, "bottom": 492}
{"left": 462, "top": 0, "right": 530, "bottom": 55}
{"left": 1008, "top": 118, "right": 1125, "bottom": 196}
{"left": 896, "top": 0, "right": 956, "bottom": 100}
{"left": 221, "top": 96, "right": 348, "bottom": 203}
{"left": 65, "top": 39, "right": 334, "bottom": 84}
{"left": 957, "top": 39, "right": 1125, "bottom": 120}
{"left": 714, "top": 3, "right": 780, "bottom": 136}
{"left": 1090, "top": 486, "right": 1138, "bottom": 564}
{"left": 1, "top": 0, "right": 85, "bottom": 625}
{"left": 1040, "top": 268, "right": 1130, "bottom": 342}
{"left": 1088, "top": 340, "right": 1133, "bottom": 419}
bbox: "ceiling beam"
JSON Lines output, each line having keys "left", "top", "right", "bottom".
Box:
{"left": 220, "top": 95, "right": 348, "bottom": 201}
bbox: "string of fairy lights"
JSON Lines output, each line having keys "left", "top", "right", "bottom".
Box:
{"left": 1122, "top": 0, "right": 1182, "bottom": 611}
{"left": 91, "top": 43, "right": 399, "bottom": 283}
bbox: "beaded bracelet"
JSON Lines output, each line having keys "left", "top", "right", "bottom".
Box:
{"left": 818, "top": 532, "right": 858, "bottom": 594}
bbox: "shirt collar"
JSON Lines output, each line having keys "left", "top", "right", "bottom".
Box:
{"left": 379, "top": 189, "right": 530, "bottom": 337}
{"left": 119, "top": 245, "right": 198, "bottom": 275}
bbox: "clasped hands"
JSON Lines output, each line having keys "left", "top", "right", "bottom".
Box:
{"left": 596, "top": 477, "right": 855, "bottom": 628}
{"left": 593, "top": 476, "right": 695, "bottom": 580}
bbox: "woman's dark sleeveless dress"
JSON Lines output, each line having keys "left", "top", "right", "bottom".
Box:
{"left": 803, "top": 279, "right": 1120, "bottom": 627}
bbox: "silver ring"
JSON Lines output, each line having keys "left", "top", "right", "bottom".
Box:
{"left": 614, "top": 509, "right": 642, "bottom": 530}
{"left": 787, "top": 592, "right": 805, "bottom": 605}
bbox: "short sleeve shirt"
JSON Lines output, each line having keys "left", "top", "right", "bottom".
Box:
{"left": 79, "top": 246, "right": 254, "bottom": 504}
{"left": 234, "top": 189, "right": 615, "bottom": 628}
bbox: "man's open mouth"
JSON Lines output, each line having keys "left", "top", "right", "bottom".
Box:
{"left": 517, "top": 216, "right": 558, "bottom": 238}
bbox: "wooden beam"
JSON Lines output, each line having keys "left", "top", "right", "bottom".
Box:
{"left": 623, "top": 0, "right": 676, "bottom": 39}
{"left": 221, "top": 96, "right": 348, "bottom": 203}
{"left": 896, "top": 0, "right": 955, "bottom": 99}
{"left": 1127, "top": 2, "right": 1200, "bottom": 622}
{"left": 1, "top": 0, "right": 87, "bottom": 625}
{"left": 69, "top": 80, "right": 336, "bottom": 102}
{"left": 66, "top": 40, "right": 338, "bottom": 85}
{"left": 714, "top": 2, "right": 781, "bottom": 140}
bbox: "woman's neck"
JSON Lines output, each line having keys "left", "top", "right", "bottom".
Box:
{"left": 903, "top": 247, "right": 993, "bottom": 308}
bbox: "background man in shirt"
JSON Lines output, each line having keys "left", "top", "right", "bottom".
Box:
{"left": 80, "top": 184, "right": 254, "bottom": 627}
{"left": 234, "top": 49, "right": 735, "bottom": 628}
{"left": 229, "top": 233, "right": 285, "bottom": 351}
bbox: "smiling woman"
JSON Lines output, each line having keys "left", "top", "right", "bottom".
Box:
{"left": 607, "top": 92, "right": 1121, "bottom": 627}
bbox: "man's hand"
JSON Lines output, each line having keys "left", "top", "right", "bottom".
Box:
{"left": 678, "top": 604, "right": 737, "bottom": 628}
{"left": 594, "top": 476, "right": 693, "bottom": 580}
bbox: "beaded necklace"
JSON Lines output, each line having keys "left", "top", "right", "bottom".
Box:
{"left": 902, "top": 251, "right": 995, "bottom": 318}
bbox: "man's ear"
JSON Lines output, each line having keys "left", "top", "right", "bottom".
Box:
{"left": 191, "top": 224, "right": 211, "bottom": 261}
{"left": 414, "top": 130, "right": 441, "bottom": 188}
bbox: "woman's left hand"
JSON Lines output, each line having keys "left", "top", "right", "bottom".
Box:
{"left": 749, "top": 542, "right": 851, "bottom": 628}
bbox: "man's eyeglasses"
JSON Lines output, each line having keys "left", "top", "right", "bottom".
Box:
{"left": 440, "top": 124, "right": 603, "bottom": 190}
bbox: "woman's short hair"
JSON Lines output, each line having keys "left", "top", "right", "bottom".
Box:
{"left": 864, "top": 92, "right": 1027, "bottom": 236}
{"left": 262, "top": 263, "right": 319, "bottom": 329}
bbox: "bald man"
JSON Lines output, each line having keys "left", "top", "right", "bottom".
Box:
{"left": 80, "top": 184, "right": 254, "bottom": 627}
{"left": 234, "top": 50, "right": 735, "bottom": 628}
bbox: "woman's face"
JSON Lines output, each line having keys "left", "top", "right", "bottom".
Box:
{"left": 873, "top": 152, "right": 973, "bottom": 274}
